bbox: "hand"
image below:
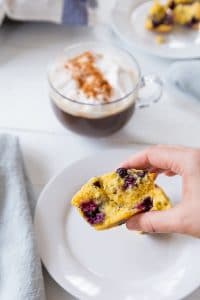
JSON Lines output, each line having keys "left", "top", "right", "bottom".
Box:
{"left": 121, "top": 145, "right": 200, "bottom": 237}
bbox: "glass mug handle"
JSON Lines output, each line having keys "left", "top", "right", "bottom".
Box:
{"left": 136, "top": 74, "right": 163, "bottom": 108}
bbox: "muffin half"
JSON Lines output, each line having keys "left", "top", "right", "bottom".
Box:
{"left": 71, "top": 168, "right": 171, "bottom": 230}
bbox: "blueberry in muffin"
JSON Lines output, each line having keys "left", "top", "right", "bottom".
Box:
{"left": 71, "top": 168, "right": 171, "bottom": 230}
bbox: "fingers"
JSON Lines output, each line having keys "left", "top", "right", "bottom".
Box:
{"left": 121, "top": 145, "right": 192, "bottom": 176}
{"left": 126, "top": 207, "right": 182, "bottom": 234}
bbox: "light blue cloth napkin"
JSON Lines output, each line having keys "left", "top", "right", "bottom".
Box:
{"left": 165, "top": 60, "right": 200, "bottom": 102}
{"left": 0, "top": 134, "right": 45, "bottom": 300}
{"left": 62, "top": 0, "right": 97, "bottom": 24}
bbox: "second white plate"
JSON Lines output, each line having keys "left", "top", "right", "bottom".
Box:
{"left": 111, "top": 0, "right": 200, "bottom": 59}
{"left": 35, "top": 148, "right": 200, "bottom": 300}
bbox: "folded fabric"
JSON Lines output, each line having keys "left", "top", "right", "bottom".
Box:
{"left": 0, "top": 134, "right": 45, "bottom": 300}
{"left": 164, "top": 60, "right": 200, "bottom": 102}
{"left": 0, "top": 0, "right": 97, "bottom": 25}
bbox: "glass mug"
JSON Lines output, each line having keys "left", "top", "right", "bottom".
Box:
{"left": 48, "top": 42, "right": 162, "bottom": 137}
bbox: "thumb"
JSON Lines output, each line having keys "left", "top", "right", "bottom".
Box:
{"left": 126, "top": 208, "right": 181, "bottom": 234}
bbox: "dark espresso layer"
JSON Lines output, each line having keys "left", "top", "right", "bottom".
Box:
{"left": 51, "top": 101, "right": 135, "bottom": 137}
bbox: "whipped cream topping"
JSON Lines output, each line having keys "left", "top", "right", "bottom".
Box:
{"left": 48, "top": 48, "right": 137, "bottom": 118}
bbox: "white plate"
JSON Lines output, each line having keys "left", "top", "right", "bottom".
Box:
{"left": 35, "top": 149, "right": 200, "bottom": 300}
{"left": 111, "top": 0, "right": 200, "bottom": 59}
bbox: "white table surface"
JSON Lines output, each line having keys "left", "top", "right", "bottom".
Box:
{"left": 0, "top": 19, "right": 200, "bottom": 300}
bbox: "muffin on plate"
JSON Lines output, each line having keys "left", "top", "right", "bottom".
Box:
{"left": 71, "top": 168, "right": 171, "bottom": 230}
{"left": 145, "top": 1, "right": 173, "bottom": 32}
{"left": 146, "top": 0, "right": 200, "bottom": 32}
{"left": 173, "top": 2, "right": 200, "bottom": 28}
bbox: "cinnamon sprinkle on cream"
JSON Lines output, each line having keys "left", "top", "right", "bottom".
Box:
{"left": 64, "top": 51, "right": 113, "bottom": 101}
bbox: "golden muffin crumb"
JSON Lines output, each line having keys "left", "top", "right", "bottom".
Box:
{"left": 155, "top": 35, "right": 166, "bottom": 43}
{"left": 174, "top": 4, "right": 193, "bottom": 24}
{"left": 149, "top": 1, "right": 166, "bottom": 20}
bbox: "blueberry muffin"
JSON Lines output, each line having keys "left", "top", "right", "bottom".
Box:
{"left": 173, "top": 2, "right": 200, "bottom": 27}
{"left": 145, "top": 1, "right": 173, "bottom": 32}
{"left": 71, "top": 168, "right": 171, "bottom": 230}
{"left": 146, "top": 0, "right": 200, "bottom": 32}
